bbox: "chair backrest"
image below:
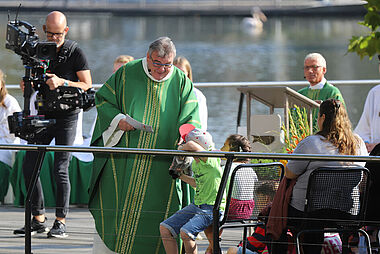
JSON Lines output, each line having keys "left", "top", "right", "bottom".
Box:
{"left": 220, "top": 162, "right": 284, "bottom": 226}
{"left": 304, "top": 166, "right": 370, "bottom": 224}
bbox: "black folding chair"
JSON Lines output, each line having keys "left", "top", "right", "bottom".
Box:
{"left": 365, "top": 143, "right": 380, "bottom": 224}
{"left": 295, "top": 166, "right": 372, "bottom": 254}
{"left": 219, "top": 162, "right": 284, "bottom": 254}
{"left": 364, "top": 144, "right": 380, "bottom": 250}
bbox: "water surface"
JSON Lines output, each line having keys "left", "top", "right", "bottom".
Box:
{"left": 1, "top": 13, "right": 377, "bottom": 147}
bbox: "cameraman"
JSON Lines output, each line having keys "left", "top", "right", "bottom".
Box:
{"left": 14, "top": 11, "right": 92, "bottom": 238}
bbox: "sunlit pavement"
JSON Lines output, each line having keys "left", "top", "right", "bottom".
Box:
{"left": 0, "top": 205, "right": 243, "bottom": 253}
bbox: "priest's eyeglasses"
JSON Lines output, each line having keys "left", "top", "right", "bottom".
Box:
{"left": 304, "top": 65, "right": 322, "bottom": 71}
{"left": 150, "top": 56, "right": 173, "bottom": 69}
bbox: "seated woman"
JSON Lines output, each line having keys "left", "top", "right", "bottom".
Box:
{"left": 270, "top": 99, "right": 368, "bottom": 253}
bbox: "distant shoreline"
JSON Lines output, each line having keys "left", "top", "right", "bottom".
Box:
{"left": 0, "top": 3, "right": 366, "bottom": 17}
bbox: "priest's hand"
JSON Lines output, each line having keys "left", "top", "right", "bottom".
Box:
{"left": 118, "top": 119, "right": 135, "bottom": 132}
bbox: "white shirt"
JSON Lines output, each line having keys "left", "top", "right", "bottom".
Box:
{"left": 309, "top": 77, "right": 327, "bottom": 90}
{"left": 355, "top": 84, "right": 380, "bottom": 143}
{"left": 193, "top": 88, "right": 208, "bottom": 130}
{"left": 0, "top": 94, "right": 21, "bottom": 166}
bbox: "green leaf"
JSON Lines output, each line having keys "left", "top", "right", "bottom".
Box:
{"left": 348, "top": 0, "right": 380, "bottom": 59}
{"left": 360, "top": 39, "right": 369, "bottom": 49}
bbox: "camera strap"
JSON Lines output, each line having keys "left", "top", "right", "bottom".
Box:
{"left": 57, "top": 39, "right": 77, "bottom": 64}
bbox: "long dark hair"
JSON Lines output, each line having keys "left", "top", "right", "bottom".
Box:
{"left": 316, "top": 99, "right": 359, "bottom": 155}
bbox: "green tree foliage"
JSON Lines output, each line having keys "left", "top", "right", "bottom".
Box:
{"left": 348, "top": 0, "right": 380, "bottom": 59}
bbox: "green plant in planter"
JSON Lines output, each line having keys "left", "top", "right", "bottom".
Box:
{"left": 282, "top": 105, "right": 311, "bottom": 154}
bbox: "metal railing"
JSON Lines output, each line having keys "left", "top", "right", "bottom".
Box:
{"left": 1, "top": 144, "right": 380, "bottom": 253}
{"left": 2, "top": 143, "right": 380, "bottom": 162}
{"left": 5, "top": 79, "right": 380, "bottom": 90}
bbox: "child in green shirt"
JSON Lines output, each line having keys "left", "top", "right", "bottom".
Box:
{"left": 159, "top": 124, "right": 225, "bottom": 254}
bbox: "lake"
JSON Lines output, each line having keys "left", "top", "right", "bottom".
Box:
{"left": 0, "top": 12, "right": 378, "bottom": 148}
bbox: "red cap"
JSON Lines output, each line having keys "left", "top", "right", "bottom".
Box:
{"left": 179, "top": 124, "right": 196, "bottom": 141}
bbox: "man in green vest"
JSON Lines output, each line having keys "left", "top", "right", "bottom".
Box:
{"left": 88, "top": 37, "right": 201, "bottom": 254}
{"left": 298, "top": 53, "right": 345, "bottom": 132}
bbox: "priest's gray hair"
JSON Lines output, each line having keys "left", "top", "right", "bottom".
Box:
{"left": 304, "top": 53, "right": 327, "bottom": 68}
{"left": 148, "top": 37, "right": 176, "bottom": 58}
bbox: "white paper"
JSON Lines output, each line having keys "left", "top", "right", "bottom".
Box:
{"left": 125, "top": 114, "right": 154, "bottom": 133}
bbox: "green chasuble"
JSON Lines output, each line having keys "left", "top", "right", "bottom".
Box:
{"left": 298, "top": 81, "right": 345, "bottom": 132}
{"left": 88, "top": 59, "right": 201, "bottom": 254}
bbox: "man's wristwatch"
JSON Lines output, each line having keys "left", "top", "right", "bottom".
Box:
{"left": 63, "top": 80, "right": 69, "bottom": 87}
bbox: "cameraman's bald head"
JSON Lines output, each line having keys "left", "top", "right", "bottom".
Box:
{"left": 46, "top": 11, "right": 67, "bottom": 27}
{"left": 43, "top": 11, "right": 69, "bottom": 49}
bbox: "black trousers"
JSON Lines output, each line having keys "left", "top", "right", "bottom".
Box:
{"left": 268, "top": 205, "right": 353, "bottom": 254}
{"left": 22, "top": 113, "right": 78, "bottom": 218}
{"left": 267, "top": 205, "right": 319, "bottom": 253}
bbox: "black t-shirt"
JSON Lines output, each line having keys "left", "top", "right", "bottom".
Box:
{"left": 46, "top": 40, "right": 89, "bottom": 81}
{"left": 42, "top": 40, "right": 90, "bottom": 117}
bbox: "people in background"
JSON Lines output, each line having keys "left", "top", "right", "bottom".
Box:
{"left": 174, "top": 56, "right": 208, "bottom": 130}
{"left": 89, "top": 37, "right": 200, "bottom": 253}
{"left": 0, "top": 69, "right": 21, "bottom": 203}
{"left": 355, "top": 54, "right": 380, "bottom": 248}
{"left": 112, "top": 54, "right": 134, "bottom": 73}
{"left": 298, "top": 53, "right": 345, "bottom": 132}
{"left": 14, "top": 10, "right": 92, "bottom": 238}
{"left": 354, "top": 55, "right": 380, "bottom": 153}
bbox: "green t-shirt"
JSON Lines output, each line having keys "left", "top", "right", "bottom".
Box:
{"left": 192, "top": 157, "right": 226, "bottom": 210}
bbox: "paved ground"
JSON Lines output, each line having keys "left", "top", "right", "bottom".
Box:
{"left": 0, "top": 205, "right": 244, "bottom": 254}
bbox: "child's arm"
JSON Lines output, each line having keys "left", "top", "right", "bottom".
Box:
{"left": 178, "top": 140, "right": 207, "bottom": 162}
{"left": 179, "top": 174, "right": 196, "bottom": 188}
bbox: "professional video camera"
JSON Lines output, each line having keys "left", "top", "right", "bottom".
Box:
{"left": 5, "top": 12, "right": 95, "bottom": 143}
{"left": 6, "top": 19, "right": 57, "bottom": 61}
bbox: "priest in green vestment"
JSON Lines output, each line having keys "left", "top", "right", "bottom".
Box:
{"left": 298, "top": 53, "right": 345, "bottom": 132}
{"left": 88, "top": 37, "right": 201, "bottom": 254}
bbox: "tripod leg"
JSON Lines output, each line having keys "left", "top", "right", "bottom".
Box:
{"left": 25, "top": 150, "right": 46, "bottom": 254}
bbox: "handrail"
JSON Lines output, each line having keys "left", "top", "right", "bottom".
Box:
{"left": 1, "top": 144, "right": 380, "bottom": 162}
{"left": 5, "top": 79, "right": 380, "bottom": 90}
{"left": 4, "top": 143, "right": 380, "bottom": 253}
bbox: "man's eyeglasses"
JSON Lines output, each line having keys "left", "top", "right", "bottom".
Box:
{"left": 150, "top": 56, "right": 173, "bottom": 69}
{"left": 304, "top": 65, "right": 322, "bottom": 71}
{"left": 45, "top": 31, "right": 65, "bottom": 38}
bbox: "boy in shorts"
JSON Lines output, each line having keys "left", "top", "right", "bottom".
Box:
{"left": 159, "top": 124, "right": 226, "bottom": 254}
